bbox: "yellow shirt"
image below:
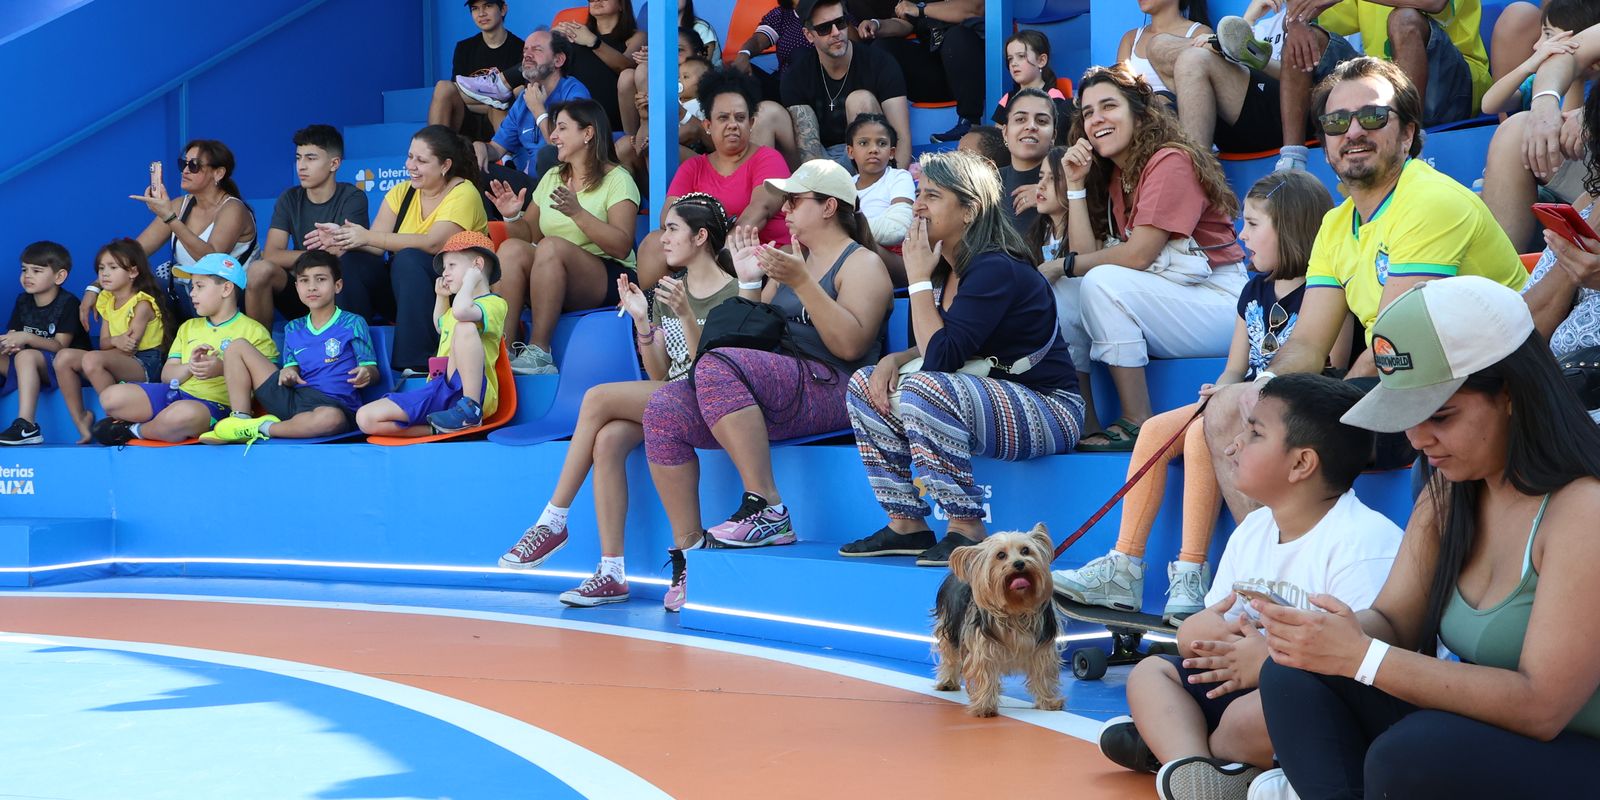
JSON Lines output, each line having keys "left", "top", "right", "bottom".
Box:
{"left": 1318, "top": 0, "right": 1490, "bottom": 107}
{"left": 437, "top": 293, "right": 507, "bottom": 417}
{"left": 534, "top": 165, "right": 640, "bottom": 269}
{"left": 1307, "top": 159, "right": 1524, "bottom": 342}
{"left": 95, "top": 290, "right": 164, "bottom": 352}
{"left": 167, "top": 312, "right": 279, "bottom": 405}
{"left": 383, "top": 179, "right": 488, "bottom": 237}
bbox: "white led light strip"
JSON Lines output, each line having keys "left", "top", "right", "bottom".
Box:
{"left": 0, "top": 557, "right": 670, "bottom": 586}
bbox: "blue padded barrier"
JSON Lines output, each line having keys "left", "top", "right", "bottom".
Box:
{"left": 0, "top": 518, "right": 113, "bottom": 588}
{"left": 1011, "top": 0, "right": 1089, "bottom": 24}
{"left": 382, "top": 87, "right": 434, "bottom": 124}
{"left": 488, "top": 309, "right": 645, "bottom": 446}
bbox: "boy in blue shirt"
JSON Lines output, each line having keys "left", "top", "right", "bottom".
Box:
{"left": 202, "top": 251, "right": 378, "bottom": 444}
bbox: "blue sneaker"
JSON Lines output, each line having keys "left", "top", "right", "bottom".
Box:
{"left": 427, "top": 396, "right": 483, "bottom": 434}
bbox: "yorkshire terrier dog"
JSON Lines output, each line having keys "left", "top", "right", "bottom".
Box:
{"left": 932, "top": 523, "right": 1063, "bottom": 717}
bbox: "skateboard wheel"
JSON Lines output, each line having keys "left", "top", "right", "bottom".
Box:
{"left": 1072, "top": 647, "right": 1109, "bottom": 681}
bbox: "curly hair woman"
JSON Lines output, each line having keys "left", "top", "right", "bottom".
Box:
{"left": 1053, "top": 64, "right": 1248, "bottom": 452}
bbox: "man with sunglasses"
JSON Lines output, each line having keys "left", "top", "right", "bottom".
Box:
{"left": 780, "top": 0, "right": 912, "bottom": 173}
{"left": 1274, "top": 0, "right": 1489, "bottom": 173}
{"left": 1202, "top": 57, "right": 1523, "bottom": 524}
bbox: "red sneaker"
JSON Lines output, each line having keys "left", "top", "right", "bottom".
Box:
{"left": 559, "top": 570, "right": 629, "bottom": 607}
{"left": 499, "top": 522, "right": 568, "bottom": 569}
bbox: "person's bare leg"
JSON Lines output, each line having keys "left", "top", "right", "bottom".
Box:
{"left": 709, "top": 405, "right": 780, "bottom": 503}
{"left": 619, "top": 68, "right": 642, "bottom": 137}
{"left": 140, "top": 401, "right": 213, "bottom": 442}
{"left": 429, "top": 80, "right": 466, "bottom": 130}
{"left": 1202, "top": 383, "right": 1261, "bottom": 524}
{"left": 450, "top": 321, "right": 486, "bottom": 404}
{"left": 263, "top": 406, "right": 348, "bottom": 438}
{"left": 52, "top": 349, "right": 93, "bottom": 442}
{"left": 1279, "top": 27, "right": 1328, "bottom": 147}
{"left": 1145, "top": 33, "right": 1195, "bottom": 95}
{"left": 99, "top": 383, "right": 155, "bottom": 424}
{"left": 1107, "top": 365, "right": 1153, "bottom": 426}
{"left": 245, "top": 262, "right": 287, "bottom": 326}
{"left": 1128, "top": 655, "right": 1214, "bottom": 762}
{"left": 592, "top": 419, "right": 646, "bottom": 556}
{"left": 13, "top": 349, "right": 45, "bottom": 423}
{"left": 496, "top": 240, "right": 534, "bottom": 345}
{"left": 356, "top": 397, "right": 430, "bottom": 436}
{"left": 636, "top": 230, "right": 667, "bottom": 290}
{"left": 649, "top": 458, "right": 707, "bottom": 549}
{"left": 1388, "top": 9, "right": 1431, "bottom": 114}
{"left": 1173, "top": 46, "right": 1252, "bottom": 150}
{"left": 221, "top": 339, "right": 277, "bottom": 413}
{"left": 1078, "top": 370, "right": 1102, "bottom": 434}
{"left": 527, "top": 238, "right": 610, "bottom": 353}
{"left": 753, "top": 101, "right": 799, "bottom": 169}
{"left": 1209, "top": 692, "right": 1276, "bottom": 769}
{"left": 1481, "top": 113, "right": 1542, "bottom": 251}
{"left": 550, "top": 381, "right": 658, "bottom": 506}
{"left": 1490, "top": 2, "right": 1542, "bottom": 82}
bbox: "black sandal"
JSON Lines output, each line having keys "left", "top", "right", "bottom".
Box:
{"left": 1077, "top": 418, "right": 1142, "bottom": 453}
{"left": 839, "top": 526, "right": 936, "bottom": 557}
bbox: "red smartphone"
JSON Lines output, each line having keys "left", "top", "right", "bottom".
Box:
{"left": 1532, "top": 203, "right": 1599, "bottom": 251}
{"left": 427, "top": 356, "right": 449, "bottom": 381}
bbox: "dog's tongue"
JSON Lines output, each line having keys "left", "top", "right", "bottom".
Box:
{"left": 1009, "top": 576, "right": 1032, "bottom": 592}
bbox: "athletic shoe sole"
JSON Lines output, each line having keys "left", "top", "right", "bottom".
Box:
{"left": 1051, "top": 587, "right": 1141, "bottom": 613}
{"left": 559, "top": 591, "right": 630, "bottom": 607}
{"left": 457, "top": 85, "right": 510, "bottom": 110}
{"left": 1158, "top": 756, "right": 1262, "bottom": 800}
{"left": 710, "top": 531, "right": 797, "bottom": 548}
{"left": 498, "top": 537, "right": 567, "bottom": 570}
{"left": 0, "top": 434, "right": 42, "bottom": 445}
{"left": 839, "top": 547, "right": 928, "bottom": 557}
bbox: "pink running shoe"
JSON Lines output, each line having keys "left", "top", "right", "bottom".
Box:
{"left": 499, "top": 522, "right": 568, "bottom": 569}
{"left": 663, "top": 549, "right": 687, "bottom": 612}
{"left": 707, "top": 491, "right": 796, "bottom": 547}
{"left": 454, "top": 68, "right": 512, "bottom": 109}
{"left": 559, "top": 570, "right": 630, "bottom": 607}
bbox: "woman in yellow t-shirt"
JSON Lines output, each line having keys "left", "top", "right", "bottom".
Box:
{"left": 53, "top": 239, "right": 170, "bottom": 443}
{"left": 487, "top": 98, "right": 641, "bottom": 375}
{"left": 321, "top": 125, "right": 489, "bottom": 371}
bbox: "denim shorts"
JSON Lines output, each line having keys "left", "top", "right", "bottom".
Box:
{"left": 134, "top": 349, "right": 164, "bottom": 383}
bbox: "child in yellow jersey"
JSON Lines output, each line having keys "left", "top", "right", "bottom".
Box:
{"left": 92, "top": 253, "right": 277, "bottom": 445}
{"left": 357, "top": 231, "right": 505, "bottom": 436}
{"left": 54, "top": 239, "right": 170, "bottom": 443}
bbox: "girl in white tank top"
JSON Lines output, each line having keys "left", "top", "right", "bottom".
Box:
{"left": 1120, "top": 0, "right": 1211, "bottom": 94}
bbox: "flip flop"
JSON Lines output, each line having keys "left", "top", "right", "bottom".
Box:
{"left": 1216, "top": 16, "right": 1272, "bottom": 72}
{"left": 1077, "top": 418, "right": 1142, "bottom": 453}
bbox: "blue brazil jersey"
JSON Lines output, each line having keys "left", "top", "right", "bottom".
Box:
{"left": 281, "top": 308, "right": 377, "bottom": 411}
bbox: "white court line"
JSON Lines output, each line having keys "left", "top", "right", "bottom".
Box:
{"left": 0, "top": 631, "right": 671, "bottom": 800}
{"left": 3, "top": 590, "right": 1106, "bottom": 743}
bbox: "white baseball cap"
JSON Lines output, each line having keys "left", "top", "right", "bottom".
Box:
{"left": 1341, "top": 275, "right": 1534, "bottom": 433}
{"left": 764, "top": 159, "right": 858, "bottom": 208}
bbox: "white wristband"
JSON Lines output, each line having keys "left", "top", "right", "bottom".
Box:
{"left": 907, "top": 281, "right": 934, "bottom": 295}
{"left": 503, "top": 208, "right": 525, "bottom": 223}
{"left": 84, "top": 284, "right": 102, "bottom": 294}
{"left": 536, "top": 112, "right": 549, "bottom": 126}
{"left": 1354, "top": 639, "right": 1390, "bottom": 686}
{"left": 738, "top": 49, "right": 752, "bottom": 57}
{"left": 1255, "top": 370, "right": 1277, "bottom": 383}
{"left": 738, "top": 280, "right": 763, "bottom": 290}
{"left": 1531, "top": 89, "right": 1563, "bottom": 107}
{"left": 1065, "top": 189, "right": 1088, "bottom": 201}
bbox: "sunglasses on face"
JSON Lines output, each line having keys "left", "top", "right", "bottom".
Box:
{"left": 783, "top": 193, "right": 823, "bottom": 210}
{"left": 811, "top": 16, "right": 848, "bottom": 35}
{"left": 1317, "top": 104, "right": 1392, "bottom": 136}
{"left": 176, "top": 158, "right": 212, "bottom": 173}
{"left": 1260, "top": 302, "right": 1290, "bottom": 356}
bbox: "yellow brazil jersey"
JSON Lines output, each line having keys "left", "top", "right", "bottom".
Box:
{"left": 167, "top": 311, "right": 278, "bottom": 405}
{"left": 95, "top": 290, "right": 165, "bottom": 352}
{"left": 436, "top": 293, "right": 507, "bottom": 417}
{"left": 1306, "top": 159, "right": 1524, "bottom": 342}
{"left": 1317, "top": 0, "right": 1491, "bottom": 108}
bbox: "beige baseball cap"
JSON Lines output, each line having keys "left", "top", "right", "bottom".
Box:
{"left": 764, "top": 159, "right": 858, "bottom": 208}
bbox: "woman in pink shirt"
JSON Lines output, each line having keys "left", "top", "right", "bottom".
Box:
{"left": 635, "top": 67, "right": 791, "bottom": 288}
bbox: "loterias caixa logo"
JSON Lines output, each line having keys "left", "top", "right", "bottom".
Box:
{"left": 0, "top": 464, "right": 35, "bottom": 495}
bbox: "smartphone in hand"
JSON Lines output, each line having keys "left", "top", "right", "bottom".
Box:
{"left": 150, "top": 161, "right": 163, "bottom": 191}
{"left": 1532, "top": 202, "right": 1599, "bottom": 252}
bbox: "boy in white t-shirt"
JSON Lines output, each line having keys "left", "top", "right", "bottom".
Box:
{"left": 1096, "top": 373, "right": 1403, "bottom": 800}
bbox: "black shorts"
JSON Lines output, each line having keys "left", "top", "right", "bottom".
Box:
{"left": 598, "top": 259, "right": 632, "bottom": 307}
{"left": 1214, "top": 68, "right": 1283, "bottom": 154}
{"left": 254, "top": 371, "right": 357, "bottom": 432}
{"left": 1158, "top": 654, "right": 1252, "bottom": 732}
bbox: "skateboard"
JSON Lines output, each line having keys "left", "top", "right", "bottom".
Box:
{"left": 1054, "top": 596, "right": 1180, "bottom": 680}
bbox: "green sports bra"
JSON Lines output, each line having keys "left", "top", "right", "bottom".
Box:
{"left": 1439, "top": 494, "right": 1600, "bottom": 738}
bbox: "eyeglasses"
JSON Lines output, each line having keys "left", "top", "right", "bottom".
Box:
{"left": 176, "top": 158, "right": 213, "bottom": 173}
{"left": 1317, "top": 104, "right": 1393, "bottom": 136}
{"left": 1260, "top": 302, "right": 1290, "bottom": 356}
{"left": 810, "top": 15, "right": 848, "bottom": 35}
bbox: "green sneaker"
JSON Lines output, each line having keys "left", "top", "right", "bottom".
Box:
{"left": 200, "top": 414, "right": 280, "bottom": 445}
{"left": 1216, "top": 16, "right": 1272, "bottom": 72}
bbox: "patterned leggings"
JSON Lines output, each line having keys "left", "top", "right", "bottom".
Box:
{"left": 846, "top": 367, "right": 1085, "bottom": 521}
{"left": 643, "top": 348, "right": 851, "bottom": 466}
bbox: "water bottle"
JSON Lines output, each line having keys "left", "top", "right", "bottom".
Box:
{"left": 167, "top": 378, "right": 181, "bottom": 403}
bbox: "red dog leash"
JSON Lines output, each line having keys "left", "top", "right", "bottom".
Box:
{"left": 1052, "top": 399, "right": 1211, "bottom": 562}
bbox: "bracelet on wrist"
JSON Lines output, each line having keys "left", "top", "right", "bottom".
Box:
{"left": 738, "top": 279, "right": 763, "bottom": 290}
{"left": 737, "top": 49, "right": 752, "bottom": 57}
{"left": 1065, "top": 189, "right": 1088, "bottom": 201}
{"left": 907, "top": 280, "right": 934, "bottom": 295}
{"left": 1531, "top": 89, "right": 1563, "bottom": 107}
{"left": 84, "top": 285, "right": 102, "bottom": 294}
{"left": 503, "top": 208, "right": 525, "bottom": 223}
{"left": 1063, "top": 251, "right": 1077, "bottom": 279}
{"left": 162, "top": 213, "right": 178, "bottom": 224}
{"left": 1355, "top": 639, "right": 1390, "bottom": 686}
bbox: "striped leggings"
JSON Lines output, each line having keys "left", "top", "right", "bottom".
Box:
{"left": 846, "top": 367, "right": 1085, "bottom": 521}
{"left": 644, "top": 348, "right": 850, "bottom": 466}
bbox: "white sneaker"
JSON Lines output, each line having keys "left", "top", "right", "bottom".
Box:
{"left": 509, "top": 342, "right": 558, "bottom": 375}
{"left": 1051, "top": 550, "right": 1144, "bottom": 612}
{"left": 1163, "top": 560, "right": 1211, "bottom": 626}
{"left": 1248, "top": 768, "right": 1299, "bottom": 800}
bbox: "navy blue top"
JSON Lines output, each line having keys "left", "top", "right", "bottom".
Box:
{"left": 1235, "top": 272, "right": 1307, "bottom": 380}
{"left": 923, "top": 251, "right": 1078, "bottom": 393}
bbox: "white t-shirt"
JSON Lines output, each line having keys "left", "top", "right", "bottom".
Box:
{"left": 1251, "top": 10, "right": 1287, "bottom": 68}
{"left": 1205, "top": 490, "right": 1402, "bottom": 623}
{"left": 857, "top": 167, "right": 915, "bottom": 219}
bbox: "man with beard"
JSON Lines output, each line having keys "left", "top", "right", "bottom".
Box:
{"left": 477, "top": 28, "right": 591, "bottom": 197}
{"left": 1200, "top": 57, "right": 1525, "bottom": 527}
{"left": 781, "top": 0, "right": 912, "bottom": 172}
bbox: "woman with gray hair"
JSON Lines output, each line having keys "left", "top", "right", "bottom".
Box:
{"left": 837, "top": 149, "right": 1086, "bottom": 566}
